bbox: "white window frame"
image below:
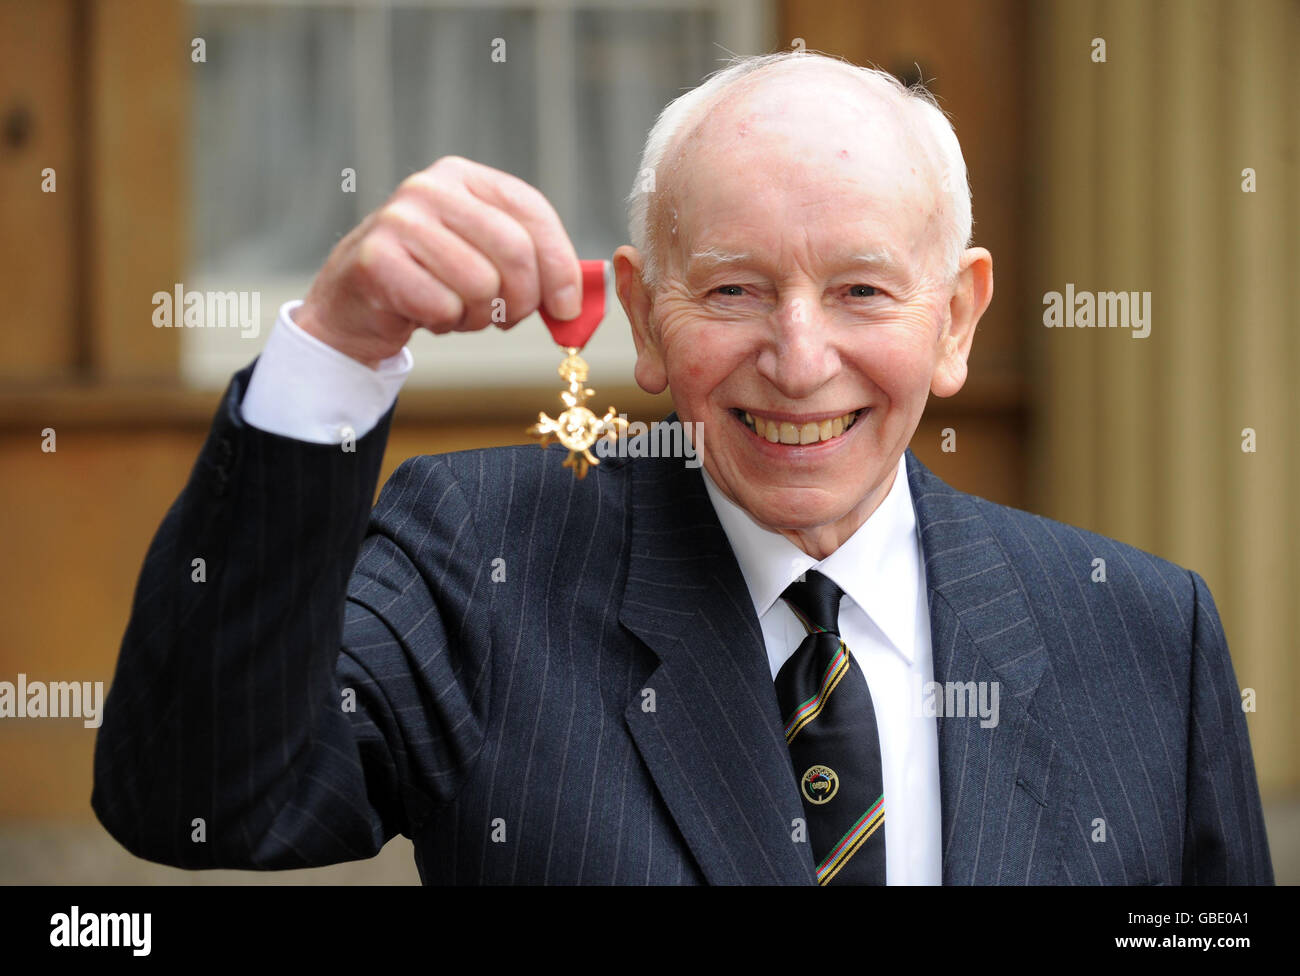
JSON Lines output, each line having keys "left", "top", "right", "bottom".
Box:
{"left": 182, "top": 0, "right": 775, "bottom": 389}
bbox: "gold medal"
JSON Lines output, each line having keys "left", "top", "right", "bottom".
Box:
{"left": 527, "top": 348, "right": 626, "bottom": 479}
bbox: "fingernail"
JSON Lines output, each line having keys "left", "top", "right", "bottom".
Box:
{"left": 553, "top": 284, "right": 581, "bottom": 319}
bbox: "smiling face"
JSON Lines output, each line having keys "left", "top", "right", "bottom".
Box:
{"left": 615, "top": 64, "right": 991, "bottom": 558}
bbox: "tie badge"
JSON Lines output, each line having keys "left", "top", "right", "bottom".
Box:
{"left": 801, "top": 765, "right": 839, "bottom": 804}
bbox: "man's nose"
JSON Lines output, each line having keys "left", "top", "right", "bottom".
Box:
{"left": 755, "top": 295, "right": 840, "bottom": 399}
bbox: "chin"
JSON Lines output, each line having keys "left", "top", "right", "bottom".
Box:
{"left": 736, "top": 487, "right": 850, "bottom": 534}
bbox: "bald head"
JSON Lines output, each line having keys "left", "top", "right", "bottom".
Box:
{"left": 627, "top": 53, "right": 970, "bottom": 288}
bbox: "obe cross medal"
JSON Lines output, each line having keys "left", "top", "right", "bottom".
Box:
{"left": 529, "top": 260, "right": 627, "bottom": 479}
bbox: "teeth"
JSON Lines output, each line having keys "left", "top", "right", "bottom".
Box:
{"left": 741, "top": 410, "right": 859, "bottom": 445}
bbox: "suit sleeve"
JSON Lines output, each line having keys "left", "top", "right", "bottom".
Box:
{"left": 1181, "top": 569, "right": 1274, "bottom": 883}
{"left": 90, "top": 363, "right": 479, "bottom": 870}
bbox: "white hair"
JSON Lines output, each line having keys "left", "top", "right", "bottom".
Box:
{"left": 626, "top": 51, "right": 972, "bottom": 287}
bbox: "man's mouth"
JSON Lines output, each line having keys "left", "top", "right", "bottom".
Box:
{"left": 732, "top": 408, "right": 861, "bottom": 445}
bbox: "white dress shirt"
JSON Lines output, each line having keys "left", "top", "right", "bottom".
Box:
{"left": 242, "top": 301, "right": 413, "bottom": 443}
{"left": 701, "top": 456, "right": 942, "bottom": 885}
{"left": 243, "top": 301, "right": 942, "bottom": 884}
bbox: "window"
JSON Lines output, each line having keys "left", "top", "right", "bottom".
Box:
{"left": 183, "top": 0, "right": 775, "bottom": 388}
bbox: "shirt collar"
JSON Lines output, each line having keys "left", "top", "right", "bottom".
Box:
{"left": 700, "top": 452, "right": 922, "bottom": 663}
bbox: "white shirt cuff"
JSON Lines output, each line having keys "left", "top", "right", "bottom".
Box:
{"left": 241, "top": 300, "right": 413, "bottom": 443}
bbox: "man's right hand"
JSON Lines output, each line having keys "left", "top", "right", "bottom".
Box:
{"left": 293, "top": 156, "right": 585, "bottom": 368}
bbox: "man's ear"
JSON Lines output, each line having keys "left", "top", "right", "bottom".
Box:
{"left": 931, "top": 246, "right": 993, "bottom": 398}
{"left": 613, "top": 245, "right": 668, "bottom": 395}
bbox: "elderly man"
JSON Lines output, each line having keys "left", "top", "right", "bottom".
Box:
{"left": 93, "top": 51, "right": 1271, "bottom": 885}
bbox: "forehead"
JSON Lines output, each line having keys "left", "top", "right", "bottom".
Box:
{"left": 660, "top": 68, "right": 942, "bottom": 272}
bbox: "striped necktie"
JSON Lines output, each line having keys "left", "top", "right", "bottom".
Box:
{"left": 775, "top": 570, "right": 886, "bottom": 885}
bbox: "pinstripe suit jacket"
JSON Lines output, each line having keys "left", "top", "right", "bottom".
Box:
{"left": 92, "top": 364, "right": 1273, "bottom": 884}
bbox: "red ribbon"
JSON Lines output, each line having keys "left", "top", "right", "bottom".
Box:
{"left": 538, "top": 260, "right": 607, "bottom": 350}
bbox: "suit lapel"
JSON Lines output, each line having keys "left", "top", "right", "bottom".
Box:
{"left": 619, "top": 451, "right": 816, "bottom": 886}
{"left": 905, "top": 450, "right": 1079, "bottom": 884}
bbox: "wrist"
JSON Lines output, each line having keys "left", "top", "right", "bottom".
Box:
{"left": 291, "top": 304, "right": 388, "bottom": 370}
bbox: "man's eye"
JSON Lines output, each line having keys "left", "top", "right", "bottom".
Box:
{"left": 849, "top": 285, "right": 879, "bottom": 298}
{"left": 712, "top": 285, "right": 745, "bottom": 297}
